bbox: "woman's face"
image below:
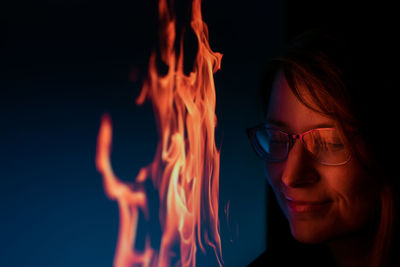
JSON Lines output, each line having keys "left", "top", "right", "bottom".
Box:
{"left": 265, "top": 71, "right": 380, "bottom": 244}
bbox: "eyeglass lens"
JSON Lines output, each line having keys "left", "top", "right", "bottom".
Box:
{"left": 302, "top": 129, "right": 349, "bottom": 165}
{"left": 254, "top": 128, "right": 350, "bottom": 165}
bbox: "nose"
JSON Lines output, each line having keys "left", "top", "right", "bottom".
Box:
{"left": 281, "top": 140, "right": 319, "bottom": 188}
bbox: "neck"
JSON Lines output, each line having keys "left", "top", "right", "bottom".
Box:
{"left": 327, "top": 229, "right": 377, "bottom": 267}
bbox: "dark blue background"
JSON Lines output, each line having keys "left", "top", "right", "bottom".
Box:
{"left": 1, "top": 0, "right": 283, "bottom": 266}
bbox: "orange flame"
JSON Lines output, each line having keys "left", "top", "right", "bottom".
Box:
{"left": 95, "top": 0, "right": 223, "bottom": 266}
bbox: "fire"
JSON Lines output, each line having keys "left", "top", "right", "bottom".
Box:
{"left": 95, "top": 0, "right": 223, "bottom": 266}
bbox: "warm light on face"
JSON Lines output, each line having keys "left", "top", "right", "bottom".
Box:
{"left": 265, "top": 71, "right": 380, "bottom": 244}
{"left": 95, "top": 0, "right": 223, "bottom": 266}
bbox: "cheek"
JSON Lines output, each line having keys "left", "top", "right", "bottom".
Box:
{"left": 326, "top": 165, "right": 380, "bottom": 229}
{"left": 329, "top": 164, "right": 378, "bottom": 203}
{"left": 265, "top": 162, "right": 284, "bottom": 189}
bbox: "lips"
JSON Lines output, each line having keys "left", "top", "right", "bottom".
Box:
{"left": 283, "top": 194, "right": 332, "bottom": 213}
{"left": 284, "top": 196, "right": 332, "bottom": 213}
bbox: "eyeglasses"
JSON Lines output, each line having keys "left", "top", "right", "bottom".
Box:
{"left": 246, "top": 125, "right": 351, "bottom": 166}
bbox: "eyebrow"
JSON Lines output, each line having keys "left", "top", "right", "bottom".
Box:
{"left": 266, "top": 118, "right": 287, "bottom": 128}
{"left": 265, "top": 118, "right": 335, "bottom": 131}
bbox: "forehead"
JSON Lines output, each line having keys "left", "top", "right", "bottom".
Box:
{"left": 266, "top": 71, "right": 335, "bottom": 133}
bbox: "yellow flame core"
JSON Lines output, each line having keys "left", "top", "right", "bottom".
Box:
{"left": 96, "top": 0, "right": 223, "bottom": 266}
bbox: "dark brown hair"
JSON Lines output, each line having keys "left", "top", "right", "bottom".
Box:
{"left": 262, "top": 24, "right": 400, "bottom": 266}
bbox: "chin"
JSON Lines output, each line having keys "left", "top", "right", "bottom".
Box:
{"left": 289, "top": 221, "right": 333, "bottom": 244}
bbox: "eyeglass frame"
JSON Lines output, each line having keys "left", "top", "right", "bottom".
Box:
{"left": 246, "top": 124, "right": 352, "bottom": 166}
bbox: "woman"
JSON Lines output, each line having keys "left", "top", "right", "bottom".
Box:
{"left": 247, "top": 24, "right": 400, "bottom": 267}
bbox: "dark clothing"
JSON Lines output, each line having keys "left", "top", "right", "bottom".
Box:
{"left": 248, "top": 242, "right": 336, "bottom": 267}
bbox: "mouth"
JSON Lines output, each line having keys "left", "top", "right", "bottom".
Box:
{"left": 285, "top": 198, "right": 333, "bottom": 213}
